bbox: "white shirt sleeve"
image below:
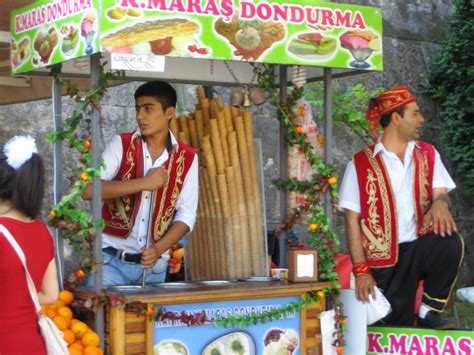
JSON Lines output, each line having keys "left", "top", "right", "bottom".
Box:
{"left": 432, "top": 149, "right": 456, "bottom": 192}
{"left": 100, "top": 135, "right": 123, "bottom": 180}
{"left": 173, "top": 153, "right": 199, "bottom": 231}
{"left": 338, "top": 160, "right": 361, "bottom": 213}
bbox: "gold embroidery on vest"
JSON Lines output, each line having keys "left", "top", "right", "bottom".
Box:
{"left": 415, "top": 148, "right": 430, "bottom": 235}
{"left": 361, "top": 149, "right": 393, "bottom": 260}
{"left": 153, "top": 149, "right": 186, "bottom": 240}
{"left": 105, "top": 137, "right": 137, "bottom": 230}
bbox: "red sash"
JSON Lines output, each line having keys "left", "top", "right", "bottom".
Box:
{"left": 354, "top": 142, "right": 435, "bottom": 268}
{"left": 102, "top": 132, "right": 195, "bottom": 243}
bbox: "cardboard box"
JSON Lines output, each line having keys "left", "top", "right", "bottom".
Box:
{"left": 288, "top": 248, "right": 318, "bottom": 282}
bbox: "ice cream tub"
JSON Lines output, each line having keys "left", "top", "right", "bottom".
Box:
{"left": 271, "top": 268, "right": 289, "bottom": 280}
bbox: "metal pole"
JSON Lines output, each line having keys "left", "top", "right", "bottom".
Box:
{"left": 323, "top": 68, "right": 333, "bottom": 219}
{"left": 52, "top": 65, "right": 64, "bottom": 290}
{"left": 90, "top": 53, "right": 104, "bottom": 349}
{"left": 278, "top": 65, "right": 288, "bottom": 268}
{"left": 141, "top": 190, "right": 156, "bottom": 288}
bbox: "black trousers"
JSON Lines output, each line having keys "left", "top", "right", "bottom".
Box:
{"left": 372, "top": 232, "right": 464, "bottom": 326}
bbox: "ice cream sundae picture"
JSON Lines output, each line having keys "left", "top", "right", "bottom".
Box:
{"left": 34, "top": 27, "right": 59, "bottom": 64}
{"left": 60, "top": 24, "right": 79, "bottom": 57}
{"left": 263, "top": 328, "right": 299, "bottom": 355}
{"left": 339, "top": 30, "right": 381, "bottom": 69}
{"left": 11, "top": 38, "right": 30, "bottom": 68}
{"left": 202, "top": 331, "right": 255, "bottom": 355}
{"left": 287, "top": 32, "right": 337, "bottom": 60}
{"left": 154, "top": 340, "right": 188, "bottom": 354}
{"left": 214, "top": 16, "right": 285, "bottom": 61}
{"left": 81, "top": 13, "right": 97, "bottom": 55}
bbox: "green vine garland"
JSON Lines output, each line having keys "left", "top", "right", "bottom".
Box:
{"left": 47, "top": 60, "right": 120, "bottom": 286}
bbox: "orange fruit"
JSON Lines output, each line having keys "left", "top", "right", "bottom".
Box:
{"left": 44, "top": 307, "right": 57, "bottom": 319}
{"left": 336, "top": 346, "right": 344, "bottom": 354}
{"left": 53, "top": 315, "right": 71, "bottom": 330}
{"left": 68, "top": 344, "right": 83, "bottom": 355}
{"left": 81, "top": 172, "right": 89, "bottom": 182}
{"left": 309, "top": 223, "right": 319, "bottom": 231}
{"left": 59, "top": 290, "right": 75, "bottom": 305}
{"left": 83, "top": 139, "right": 92, "bottom": 149}
{"left": 83, "top": 346, "right": 103, "bottom": 355}
{"left": 55, "top": 300, "right": 66, "bottom": 309}
{"left": 57, "top": 306, "right": 73, "bottom": 319}
{"left": 82, "top": 331, "right": 100, "bottom": 347}
{"left": 75, "top": 268, "right": 86, "bottom": 279}
{"left": 71, "top": 319, "right": 80, "bottom": 325}
{"left": 74, "top": 340, "right": 84, "bottom": 348}
{"left": 295, "top": 126, "right": 303, "bottom": 134}
{"left": 328, "top": 176, "right": 337, "bottom": 185}
{"left": 71, "top": 321, "right": 89, "bottom": 339}
{"left": 63, "top": 329, "right": 76, "bottom": 345}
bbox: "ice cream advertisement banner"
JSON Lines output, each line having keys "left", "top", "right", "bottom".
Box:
{"left": 10, "top": 0, "right": 100, "bottom": 75}
{"left": 100, "top": 0, "right": 383, "bottom": 71}
{"left": 153, "top": 297, "right": 300, "bottom": 354}
{"left": 368, "top": 327, "right": 473, "bottom": 355}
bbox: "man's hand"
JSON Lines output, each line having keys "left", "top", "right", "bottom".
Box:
{"left": 141, "top": 247, "right": 160, "bottom": 269}
{"left": 141, "top": 167, "right": 168, "bottom": 191}
{"left": 355, "top": 274, "right": 377, "bottom": 303}
{"left": 423, "top": 198, "right": 457, "bottom": 237}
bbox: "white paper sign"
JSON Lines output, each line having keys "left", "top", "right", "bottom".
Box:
{"left": 296, "top": 253, "right": 314, "bottom": 277}
{"left": 111, "top": 53, "right": 165, "bottom": 72}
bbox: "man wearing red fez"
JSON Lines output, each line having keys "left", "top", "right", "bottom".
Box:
{"left": 339, "top": 86, "right": 464, "bottom": 329}
{"left": 83, "top": 81, "right": 198, "bottom": 286}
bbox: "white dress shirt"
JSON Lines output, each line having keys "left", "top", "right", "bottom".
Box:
{"left": 339, "top": 141, "right": 455, "bottom": 244}
{"left": 100, "top": 131, "right": 199, "bottom": 254}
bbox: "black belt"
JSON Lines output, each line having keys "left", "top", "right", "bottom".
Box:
{"left": 103, "top": 247, "right": 142, "bottom": 264}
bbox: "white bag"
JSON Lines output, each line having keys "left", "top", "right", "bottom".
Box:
{"left": 367, "top": 287, "right": 392, "bottom": 325}
{"left": 0, "top": 224, "right": 68, "bottom": 355}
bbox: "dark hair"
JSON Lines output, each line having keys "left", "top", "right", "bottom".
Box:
{"left": 380, "top": 105, "right": 408, "bottom": 129}
{"left": 0, "top": 150, "right": 44, "bottom": 219}
{"left": 134, "top": 81, "right": 177, "bottom": 112}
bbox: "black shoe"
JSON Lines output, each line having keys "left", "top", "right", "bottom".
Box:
{"left": 417, "top": 311, "right": 458, "bottom": 330}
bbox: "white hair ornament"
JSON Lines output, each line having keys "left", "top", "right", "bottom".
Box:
{"left": 3, "top": 135, "right": 38, "bottom": 170}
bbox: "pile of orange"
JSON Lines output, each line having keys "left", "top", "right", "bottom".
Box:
{"left": 41, "top": 290, "right": 103, "bottom": 355}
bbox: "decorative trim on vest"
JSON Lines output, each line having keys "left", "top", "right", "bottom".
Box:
{"left": 354, "top": 141, "right": 435, "bottom": 268}
{"left": 102, "top": 132, "right": 195, "bottom": 241}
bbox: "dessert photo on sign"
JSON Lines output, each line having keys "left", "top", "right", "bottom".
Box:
{"left": 287, "top": 30, "right": 337, "bottom": 61}
{"left": 214, "top": 15, "right": 286, "bottom": 61}
{"left": 100, "top": 17, "right": 207, "bottom": 57}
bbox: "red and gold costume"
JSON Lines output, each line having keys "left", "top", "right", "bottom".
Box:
{"left": 354, "top": 141, "right": 435, "bottom": 268}
{"left": 102, "top": 132, "right": 195, "bottom": 244}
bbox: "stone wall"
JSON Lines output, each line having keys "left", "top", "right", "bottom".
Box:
{"left": 1, "top": 1, "right": 471, "bottom": 286}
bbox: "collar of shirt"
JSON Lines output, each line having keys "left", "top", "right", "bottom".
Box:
{"left": 373, "top": 140, "right": 419, "bottom": 163}
{"left": 131, "top": 129, "right": 180, "bottom": 153}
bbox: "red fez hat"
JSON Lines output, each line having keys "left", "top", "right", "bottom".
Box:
{"left": 366, "top": 85, "right": 416, "bottom": 136}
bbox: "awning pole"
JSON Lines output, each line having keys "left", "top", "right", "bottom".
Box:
{"left": 278, "top": 65, "right": 288, "bottom": 268}
{"left": 90, "top": 53, "right": 104, "bottom": 348}
{"left": 52, "top": 65, "right": 64, "bottom": 290}
{"left": 323, "top": 68, "right": 333, "bottom": 219}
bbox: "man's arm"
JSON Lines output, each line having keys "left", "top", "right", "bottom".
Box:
{"left": 344, "top": 208, "right": 377, "bottom": 303}
{"left": 141, "top": 221, "right": 190, "bottom": 269}
{"left": 423, "top": 187, "right": 457, "bottom": 237}
{"left": 82, "top": 167, "right": 168, "bottom": 200}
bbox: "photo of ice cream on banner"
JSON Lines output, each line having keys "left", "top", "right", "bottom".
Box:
{"left": 287, "top": 30, "right": 337, "bottom": 60}
{"left": 60, "top": 24, "right": 79, "bottom": 57}
{"left": 340, "top": 29, "right": 381, "bottom": 69}
{"left": 214, "top": 15, "right": 285, "bottom": 61}
{"left": 263, "top": 328, "right": 299, "bottom": 355}
{"left": 81, "top": 13, "right": 97, "bottom": 55}
{"left": 33, "top": 27, "right": 58, "bottom": 64}
{"left": 100, "top": 17, "right": 208, "bottom": 57}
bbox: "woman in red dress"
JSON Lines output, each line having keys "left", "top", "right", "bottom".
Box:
{"left": 0, "top": 135, "right": 59, "bottom": 354}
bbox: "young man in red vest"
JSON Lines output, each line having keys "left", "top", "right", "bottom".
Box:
{"left": 84, "top": 81, "right": 198, "bottom": 286}
{"left": 339, "top": 86, "right": 464, "bottom": 329}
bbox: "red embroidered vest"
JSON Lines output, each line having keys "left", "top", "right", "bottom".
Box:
{"left": 354, "top": 141, "right": 435, "bottom": 268}
{"left": 102, "top": 132, "right": 196, "bottom": 243}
